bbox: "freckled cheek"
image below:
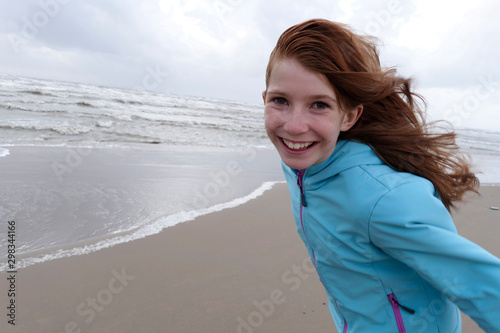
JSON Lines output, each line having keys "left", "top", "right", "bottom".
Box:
{"left": 264, "top": 110, "right": 282, "bottom": 133}
{"left": 264, "top": 116, "right": 276, "bottom": 140}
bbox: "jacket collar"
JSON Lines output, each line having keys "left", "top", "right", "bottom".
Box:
{"left": 293, "top": 140, "right": 384, "bottom": 180}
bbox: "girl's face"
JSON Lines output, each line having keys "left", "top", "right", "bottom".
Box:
{"left": 263, "top": 58, "right": 362, "bottom": 170}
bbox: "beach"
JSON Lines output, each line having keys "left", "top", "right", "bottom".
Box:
{"left": 1, "top": 76, "right": 499, "bottom": 332}
{"left": 1, "top": 183, "right": 498, "bottom": 333}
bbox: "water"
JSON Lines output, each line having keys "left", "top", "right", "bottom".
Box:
{"left": 0, "top": 74, "right": 270, "bottom": 148}
{"left": 454, "top": 128, "right": 500, "bottom": 185}
{"left": 0, "top": 74, "right": 285, "bottom": 271}
{"left": 0, "top": 74, "right": 499, "bottom": 270}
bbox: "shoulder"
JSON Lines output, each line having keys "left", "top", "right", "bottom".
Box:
{"left": 337, "top": 143, "right": 436, "bottom": 197}
{"left": 310, "top": 139, "right": 440, "bottom": 203}
{"left": 358, "top": 164, "right": 435, "bottom": 194}
{"left": 367, "top": 174, "right": 455, "bottom": 237}
{"left": 334, "top": 145, "right": 448, "bottom": 222}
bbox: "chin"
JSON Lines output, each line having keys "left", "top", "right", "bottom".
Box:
{"left": 280, "top": 156, "right": 314, "bottom": 170}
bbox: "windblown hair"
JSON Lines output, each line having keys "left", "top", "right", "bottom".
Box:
{"left": 265, "top": 19, "right": 479, "bottom": 210}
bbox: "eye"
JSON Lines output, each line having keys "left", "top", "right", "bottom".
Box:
{"left": 312, "top": 101, "right": 329, "bottom": 109}
{"left": 272, "top": 97, "right": 288, "bottom": 105}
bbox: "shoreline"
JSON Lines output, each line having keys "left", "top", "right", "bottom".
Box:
{"left": 0, "top": 144, "right": 284, "bottom": 272}
{"left": 1, "top": 184, "right": 498, "bottom": 332}
{"left": 3, "top": 181, "right": 285, "bottom": 272}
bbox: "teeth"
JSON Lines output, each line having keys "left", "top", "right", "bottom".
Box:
{"left": 282, "top": 138, "right": 314, "bottom": 150}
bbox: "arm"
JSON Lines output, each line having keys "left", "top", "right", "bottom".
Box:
{"left": 369, "top": 180, "right": 500, "bottom": 332}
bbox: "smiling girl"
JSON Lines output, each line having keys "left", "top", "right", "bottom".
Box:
{"left": 263, "top": 19, "right": 500, "bottom": 332}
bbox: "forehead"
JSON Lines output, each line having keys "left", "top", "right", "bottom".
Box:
{"left": 267, "top": 58, "right": 336, "bottom": 98}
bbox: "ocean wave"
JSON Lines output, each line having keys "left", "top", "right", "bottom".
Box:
{"left": 95, "top": 120, "right": 113, "bottom": 128}
{"left": 0, "top": 104, "right": 32, "bottom": 112}
{"left": 113, "top": 98, "right": 144, "bottom": 105}
{"left": 0, "top": 122, "right": 93, "bottom": 136}
{"left": 76, "top": 101, "right": 95, "bottom": 108}
{"left": 0, "top": 148, "right": 10, "bottom": 157}
{"left": 21, "top": 90, "right": 55, "bottom": 97}
{"left": 52, "top": 125, "right": 93, "bottom": 135}
{"left": 0, "top": 181, "right": 285, "bottom": 272}
{"left": 0, "top": 103, "right": 68, "bottom": 114}
{"left": 102, "top": 112, "right": 132, "bottom": 121}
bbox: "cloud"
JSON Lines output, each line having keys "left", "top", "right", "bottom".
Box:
{"left": 392, "top": 0, "right": 500, "bottom": 88}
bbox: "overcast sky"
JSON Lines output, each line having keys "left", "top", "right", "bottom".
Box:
{"left": 0, "top": 0, "right": 499, "bottom": 130}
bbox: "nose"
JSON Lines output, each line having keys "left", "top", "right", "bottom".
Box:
{"left": 283, "top": 107, "right": 308, "bottom": 135}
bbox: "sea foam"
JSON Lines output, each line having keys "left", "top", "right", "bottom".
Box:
{"left": 0, "top": 148, "right": 10, "bottom": 157}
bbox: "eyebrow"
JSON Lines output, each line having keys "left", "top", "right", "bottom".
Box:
{"left": 266, "top": 89, "right": 289, "bottom": 96}
{"left": 267, "top": 90, "right": 337, "bottom": 103}
{"left": 309, "top": 94, "right": 337, "bottom": 103}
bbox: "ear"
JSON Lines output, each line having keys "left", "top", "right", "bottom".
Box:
{"left": 340, "top": 104, "right": 363, "bottom": 131}
{"left": 262, "top": 91, "right": 267, "bottom": 104}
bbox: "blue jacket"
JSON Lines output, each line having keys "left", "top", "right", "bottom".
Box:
{"left": 282, "top": 140, "right": 500, "bottom": 332}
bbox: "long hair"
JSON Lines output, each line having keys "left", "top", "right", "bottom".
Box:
{"left": 265, "top": 19, "right": 479, "bottom": 211}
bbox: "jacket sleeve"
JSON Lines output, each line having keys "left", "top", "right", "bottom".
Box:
{"left": 368, "top": 180, "right": 500, "bottom": 333}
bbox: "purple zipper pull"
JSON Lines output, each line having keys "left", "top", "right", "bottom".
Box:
{"left": 296, "top": 169, "right": 307, "bottom": 207}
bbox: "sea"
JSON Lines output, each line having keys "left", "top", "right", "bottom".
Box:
{"left": 1, "top": 74, "right": 499, "bottom": 271}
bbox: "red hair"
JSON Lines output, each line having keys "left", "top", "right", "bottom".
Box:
{"left": 265, "top": 19, "right": 479, "bottom": 210}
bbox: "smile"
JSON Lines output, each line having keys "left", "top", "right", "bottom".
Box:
{"left": 281, "top": 138, "right": 316, "bottom": 151}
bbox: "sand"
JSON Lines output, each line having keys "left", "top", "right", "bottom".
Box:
{"left": 1, "top": 184, "right": 499, "bottom": 333}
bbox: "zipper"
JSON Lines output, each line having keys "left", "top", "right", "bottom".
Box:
{"left": 335, "top": 300, "right": 349, "bottom": 333}
{"left": 299, "top": 169, "right": 341, "bottom": 332}
{"left": 296, "top": 169, "right": 307, "bottom": 207}
{"left": 297, "top": 169, "right": 317, "bottom": 269}
{"left": 388, "top": 293, "right": 415, "bottom": 333}
{"left": 297, "top": 169, "right": 307, "bottom": 235}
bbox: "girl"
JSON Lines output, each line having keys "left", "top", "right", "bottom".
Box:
{"left": 263, "top": 19, "right": 500, "bottom": 332}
